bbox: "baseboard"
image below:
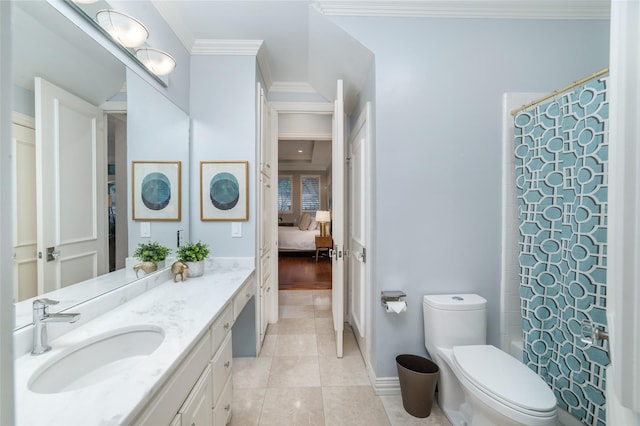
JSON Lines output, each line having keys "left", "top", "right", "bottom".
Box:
{"left": 373, "top": 376, "right": 401, "bottom": 395}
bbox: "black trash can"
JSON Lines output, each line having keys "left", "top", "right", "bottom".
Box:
{"left": 396, "top": 354, "right": 439, "bottom": 418}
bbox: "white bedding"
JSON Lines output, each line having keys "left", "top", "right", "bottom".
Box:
{"left": 278, "top": 226, "right": 320, "bottom": 251}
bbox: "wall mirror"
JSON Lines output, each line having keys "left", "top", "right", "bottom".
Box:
{"left": 11, "top": 1, "right": 190, "bottom": 330}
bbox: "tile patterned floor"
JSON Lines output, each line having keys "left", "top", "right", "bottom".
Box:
{"left": 231, "top": 289, "right": 452, "bottom": 426}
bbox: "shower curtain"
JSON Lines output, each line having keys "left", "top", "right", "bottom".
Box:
{"left": 513, "top": 75, "right": 609, "bottom": 426}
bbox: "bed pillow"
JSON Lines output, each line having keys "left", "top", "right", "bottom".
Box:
{"left": 299, "top": 212, "right": 312, "bottom": 230}
{"left": 308, "top": 218, "right": 318, "bottom": 230}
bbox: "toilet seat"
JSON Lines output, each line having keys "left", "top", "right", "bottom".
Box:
{"left": 452, "top": 345, "right": 557, "bottom": 416}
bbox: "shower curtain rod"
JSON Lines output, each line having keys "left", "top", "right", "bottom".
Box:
{"left": 510, "top": 66, "right": 609, "bottom": 116}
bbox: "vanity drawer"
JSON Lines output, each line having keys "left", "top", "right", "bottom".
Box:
{"left": 210, "top": 303, "right": 233, "bottom": 355}
{"left": 170, "top": 413, "right": 181, "bottom": 426}
{"left": 213, "top": 375, "right": 233, "bottom": 426}
{"left": 233, "top": 276, "right": 255, "bottom": 321}
{"left": 179, "top": 365, "right": 212, "bottom": 426}
{"left": 212, "top": 333, "right": 233, "bottom": 404}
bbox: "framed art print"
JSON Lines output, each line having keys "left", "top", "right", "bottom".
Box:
{"left": 201, "top": 161, "right": 248, "bottom": 221}
{"left": 132, "top": 161, "right": 181, "bottom": 221}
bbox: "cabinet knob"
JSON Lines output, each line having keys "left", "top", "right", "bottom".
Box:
{"left": 224, "top": 404, "right": 231, "bottom": 411}
{"left": 246, "top": 292, "right": 251, "bottom": 298}
{"left": 224, "top": 322, "right": 230, "bottom": 330}
{"left": 224, "top": 360, "right": 231, "bottom": 368}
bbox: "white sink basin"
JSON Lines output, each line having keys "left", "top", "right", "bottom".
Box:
{"left": 28, "top": 325, "right": 165, "bottom": 394}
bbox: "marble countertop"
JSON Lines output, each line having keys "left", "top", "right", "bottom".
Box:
{"left": 14, "top": 266, "right": 254, "bottom": 426}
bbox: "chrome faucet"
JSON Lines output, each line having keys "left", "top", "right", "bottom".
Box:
{"left": 32, "top": 298, "right": 80, "bottom": 355}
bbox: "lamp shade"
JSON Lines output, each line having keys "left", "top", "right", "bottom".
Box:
{"left": 136, "top": 48, "right": 176, "bottom": 76}
{"left": 316, "top": 210, "right": 330, "bottom": 223}
{"left": 96, "top": 9, "right": 148, "bottom": 48}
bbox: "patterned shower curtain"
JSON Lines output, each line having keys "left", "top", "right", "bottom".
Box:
{"left": 513, "top": 76, "right": 609, "bottom": 426}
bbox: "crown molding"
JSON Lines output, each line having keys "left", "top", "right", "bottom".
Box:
{"left": 316, "top": 1, "right": 610, "bottom": 19}
{"left": 191, "top": 39, "right": 264, "bottom": 55}
{"left": 269, "top": 82, "right": 318, "bottom": 94}
{"left": 256, "top": 46, "right": 273, "bottom": 90}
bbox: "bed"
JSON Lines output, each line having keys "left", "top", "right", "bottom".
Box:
{"left": 278, "top": 226, "right": 320, "bottom": 251}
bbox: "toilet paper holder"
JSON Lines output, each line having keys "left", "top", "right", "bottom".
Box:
{"left": 381, "top": 291, "right": 406, "bottom": 306}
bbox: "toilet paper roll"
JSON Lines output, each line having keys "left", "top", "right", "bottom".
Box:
{"left": 385, "top": 301, "right": 407, "bottom": 314}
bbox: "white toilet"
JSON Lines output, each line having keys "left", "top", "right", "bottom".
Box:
{"left": 422, "top": 294, "right": 557, "bottom": 426}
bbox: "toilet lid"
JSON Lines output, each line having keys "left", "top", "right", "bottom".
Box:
{"left": 453, "top": 345, "right": 556, "bottom": 412}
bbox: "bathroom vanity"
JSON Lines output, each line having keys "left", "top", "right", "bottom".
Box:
{"left": 14, "top": 264, "right": 255, "bottom": 426}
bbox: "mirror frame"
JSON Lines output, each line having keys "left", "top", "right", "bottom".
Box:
{"left": 62, "top": 0, "right": 168, "bottom": 88}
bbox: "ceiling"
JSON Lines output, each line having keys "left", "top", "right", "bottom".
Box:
{"left": 279, "top": 140, "right": 332, "bottom": 172}
{"left": 149, "top": 0, "right": 608, "bottom": 107}
{"left": 146, "top": 0, "right": 608, "bottom": 168}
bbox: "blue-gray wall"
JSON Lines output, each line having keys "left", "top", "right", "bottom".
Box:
{"left": 127, "top": 70, "right": 190, "bottom": 256}
{"left": 189, "top": 55, "right": 258, "bottom": 256}
{"left": 331, "top": 16, "right": 610, "bottom": 377}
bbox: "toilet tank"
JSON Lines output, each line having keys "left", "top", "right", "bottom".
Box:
{"left": 423, "top": 294, "right": 487, "bottom": 354}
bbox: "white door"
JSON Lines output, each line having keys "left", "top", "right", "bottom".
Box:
{"left": 348, "top": 104, "right": 369, "bottom": 349}
{"left": 332, "top": 80, "right": 346, "bottom": 357}
{"left": 12, "top": 118, "right": 38, "bottom": 301}
{"left": 35, "top": 78, "right": 107, "bottom": 293}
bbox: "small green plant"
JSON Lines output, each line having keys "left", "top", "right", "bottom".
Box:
{"left": 133, "top": 241, "right": 171, "bottom": 262}
{"left": 176, "top": 241, "right": 211, "bottom": 262}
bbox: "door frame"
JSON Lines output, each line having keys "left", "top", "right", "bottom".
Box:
{"left": 267, "top": 101, "right": 336, "bottom": 322}
{"left": 347, "top": 102, "right": 373, "bottom": 368}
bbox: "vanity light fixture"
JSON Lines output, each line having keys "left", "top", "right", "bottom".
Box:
{"left": 96, "top": 9, "right": 149, "bottom": 48}
{"left": 136, "top": 48, "right": 177, "bottom": 76}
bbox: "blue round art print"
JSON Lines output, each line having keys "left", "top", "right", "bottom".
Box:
{"left": 210, "top": 172, "right": 239, "bottom": 210}
{"left": 141, "top": 172, "right": 171, "bottom": 210}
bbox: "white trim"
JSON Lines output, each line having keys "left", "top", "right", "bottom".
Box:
{"left": 269, "top": 81, "right": 317, "bottom": 94}
{"left": 278, "top": 132, "right": 332, "bottom": 141}
{"left": 373, "top": 377, "right": 401, "bottom": 396}
{"left": 270, "top": 102, "right": 334, "bottom": 114}
{"left": 256, "top": 47, "right": 273, "bottom": 90}
{"left": 316, "top": 0, "right": 610, "bottom": 19}
{"left": 100, "top": 102, "right": 127, "bottom": 113}
{"left": 11, "top": 112, "right": 34, "bottom": 129}
{"left": 191, "top": 39, "right": 263, "bottom": 56}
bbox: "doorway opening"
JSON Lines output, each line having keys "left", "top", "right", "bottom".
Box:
{"left": 277, "top": 136, "right": 333, "bottom": 291}
{"left": 106, "top": 112, "right": 128, "bottom": 272}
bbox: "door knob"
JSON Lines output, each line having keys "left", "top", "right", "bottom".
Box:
{"left": 46, "top": 247, "right": 60, "bottom": 262}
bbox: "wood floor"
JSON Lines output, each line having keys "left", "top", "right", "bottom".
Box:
{"left": 278, "top": 252, "right": 332, "bottom": 290}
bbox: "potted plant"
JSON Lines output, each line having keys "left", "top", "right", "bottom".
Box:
{"left": 132, "top": 241, "right": 171, "bottom": 277}
{"left": 176, "top": 241, "right": 210, "bottom": 277}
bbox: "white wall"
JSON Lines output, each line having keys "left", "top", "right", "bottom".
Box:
{"left": 190, "top": 55, "right": 258, "bottom": 256}
{"left": 331, "top": 16, "right": 610, "bottom": 377}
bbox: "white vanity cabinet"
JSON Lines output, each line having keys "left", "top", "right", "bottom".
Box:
{"left": 133, "top": 298, "right": 242, "bottom": 426}
{"left": 180, "top": 365, "right": 213, "bottom": 426}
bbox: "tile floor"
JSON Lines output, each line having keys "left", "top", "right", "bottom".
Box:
{"left": 231, "top": 289, "right": 452, "bottom": 426}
